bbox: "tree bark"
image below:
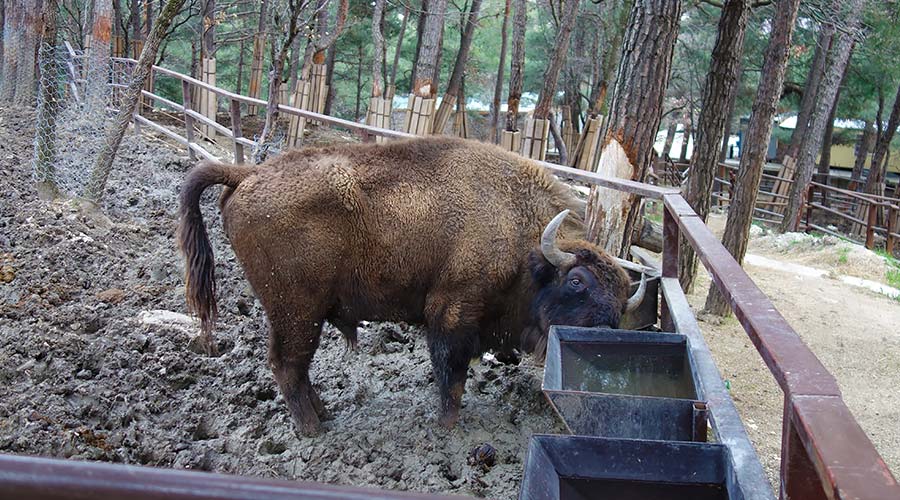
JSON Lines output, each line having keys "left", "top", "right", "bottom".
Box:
{"left": 862, "top": 82, "right": 900, "bottom": 197}
{"left": 409, "top": 0, "right": 427, "bottom": 88}
{"left": 34, "top": 0, "right": 60, "bottom": 198}
{"left": 388, "top": 1, "right": 410, "bottom": 92}
{"left": 677, "top": 112, "right": 691, "bottom": 163}
{"left": 432, "top": 0, "right": 482, "bottom": 133}
{"left": 781, "top": 5, "right": 862, "bottom": 233}
{"left": 662, "top": 115, "right": 677, "bottom": 158}
{"left": 0, "top": 0, "right": 20, "bottom": 101}
{"left": 246, "top": 0, "right": 268, "bottom": 113}
{"left": 784, "top": 24, "right": 833, "bottom": 161}
{"left": 489, "top": 0, "right": 511, "bottom": 141}
{"left": 532, "top": 0, "right": 581, "bottom": 120}
{"left": 84, "top": 0, "right": 187, "bottom": 203}
{"left": 677, "top": 0, "right": 750, "bottom": 293}
{"left": 370, "top": 0, "right": 386, "bottom": 97}
{"left": 409, "top": 0, "right": 445, "bottom": 97}
{"left": 84, "top": 0, "right": 114, "bottom": 112}
{"left": 504, "top": 0, "right": 526, "bottom": 131}
{"left": 705, "top": 0, "right": 802, "bottom": 316}
{"left": 815, "top": 60, "right": 850, "bottom": 206}
{"left": 849, "top": 119, "right": 873, "bottom": 189}
{"left": 584, "top": 0, "right": 682, "bottom": 257}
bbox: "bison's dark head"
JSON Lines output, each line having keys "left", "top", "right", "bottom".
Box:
{"left": 522, "top": 210, "right": 646, "bottom": 360}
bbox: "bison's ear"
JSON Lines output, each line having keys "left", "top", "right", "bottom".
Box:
{"left": 528, "top": 249, "right": 556, "bottom": 286}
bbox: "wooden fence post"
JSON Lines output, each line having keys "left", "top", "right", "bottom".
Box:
{"left": 229, "top": 98, "right": 244, "bottom": 164}
{"left": 887, "top": 205, "right": 897, "bottom": 255}
{"left": 802, "top": 184, "right": 814, "bottom": 233}
{"left": 181, "top": 80, "right": 196, "bottom": 162}
{"left": 865, "top": 201, "right": 876, "bottom": 249}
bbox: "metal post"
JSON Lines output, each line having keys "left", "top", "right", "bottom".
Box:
{"left": 692, "top": 401, "right": 709, "bottom": 442}
{"left": 181, "top": 80, "right": 197, "bottom": 162}
{"left": 229, "top": 98, "right": 244, "bottom": 164}
{"left": 660, "top": 205, "right": 679, "bottom": 332}
{"left": 865, "top": 201, "right": 876, "bottom": 249}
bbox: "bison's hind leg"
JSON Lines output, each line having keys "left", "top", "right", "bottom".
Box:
{"left": 267, "top": 311, "right": 329, "bottom": 437}
{"left": 425, "top": 296, "right": 483, "bottom": 430}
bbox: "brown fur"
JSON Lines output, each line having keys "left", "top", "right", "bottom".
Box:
{"left": 177, "top": 136, "right": 631, "bottom": 435}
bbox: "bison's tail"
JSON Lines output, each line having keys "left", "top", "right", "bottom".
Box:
{"left": 177, "top": 160, "right": 255, "bottom": 347}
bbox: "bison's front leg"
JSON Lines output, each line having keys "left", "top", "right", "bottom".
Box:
{"left": 425, "top": 298, "right": 481, "bottom": 429}
{"left": 267, "top": 317, "right": 327, "bottom": 437}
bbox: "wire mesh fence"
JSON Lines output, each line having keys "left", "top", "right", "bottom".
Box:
{"left": 31, "top": 43, "right": 135, "bottom": 199}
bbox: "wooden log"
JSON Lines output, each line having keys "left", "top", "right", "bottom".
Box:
{"left": 500, "top": 129, "right": 521, "bottom": 153}
{"left": 632, "top": 216, "right": 663, "bottom": 253}
{"left": 521, "top": 116, "right": 550, "bottom": 160}
{"left": 576, "top": 115, "right": 603, "bottom": 170}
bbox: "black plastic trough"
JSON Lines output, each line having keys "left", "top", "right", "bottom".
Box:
{"left": 542, "top": 326, "right": 707, "bottom": 441}
{"left": 518, "top": 434, "right": 743, "bottom": 500}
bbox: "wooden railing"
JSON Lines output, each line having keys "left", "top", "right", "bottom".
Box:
{"left": 712, "top": 161, "right": 900, "bottom": 252}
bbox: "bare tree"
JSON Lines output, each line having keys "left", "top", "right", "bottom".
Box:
{"left": 488, "top": 0, "right": 511, "bottom": 142}
{"left": 678, "top": 0, "right": 750, "bottom": 292}
{"left": 370, "top": 0, "right": 387, "bottom": 98}
{"left": 504, "top": 0, "right": 526, "bottom": 132}
{"left": 584, "top": 0, "right": 682, "bottom": 257}
{"left": 0, "top": 0, "right": 20, "bottom": 101}
{"left": 705, "top": 0, "right": 801, "bottom": 315}
{"left": 780, "top": 0, "right": 863, "bottom": 232}
{"left": 84, "top": 0, "right": 188, "bottom": 203}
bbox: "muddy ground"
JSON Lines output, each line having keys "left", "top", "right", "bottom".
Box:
{"left": 0, "top": 107, "right": 563, "bottom": 499}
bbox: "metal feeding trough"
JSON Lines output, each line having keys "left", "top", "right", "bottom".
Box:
{"left": 519, "top": 435, "right": 741, "bottom": 500}
{"left": 614, "top": 259, "right": 659, "bottom": 331}
{"left": 542, "top": 326, "right": 707, "bottom": 441}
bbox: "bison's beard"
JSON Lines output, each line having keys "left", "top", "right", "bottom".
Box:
{"left": 519, "top": 325, "right": 548, "bottom": 365}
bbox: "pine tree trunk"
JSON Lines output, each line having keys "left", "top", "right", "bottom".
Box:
{"left": 784, "top": 24, "right": 833, "bottom": 161}
{"left": 678, "top": 0, "right": 750, "bottom": 293}
{"left": 662, "top": 115, "right": 677, "bottom": 158}
{"left": 705, "top": 0, "right": 802, "bottom": 316}
{"left": 84, "top": 0, "right": 114, "bottom": 112}
{"left": 130, "top": 0, "right": 141, "bottom": 56}
{"left": 432, "top": 0, "right": 482, "bottom": 133}
{"left": 781, "top": 6, "right": 862, "bottom": 232}
{"left": 0, "top": 0, "right": 20, "bottom": 102}
{"left": 410, "top": 0, "right": 445, "bottom": 97}
{"left": 370, "top": 0, "right": 386, "bottom": 97}
{"left": 504, "top": 0, "right": 526, "bottom": 132}
{"left": 863, "top": 82, "right": 900, "bottom": 197}
{"left": 532, "top": 0, "right": 580, "bottom": 120}
{"left": 815, "top": 63, "right": 850, "bottom": 207}
{"left": 584, "top": 0, "right": 682, "bottom": 257}
{"left": 488, "top": 0, "right": 511, "bottom": 141}
{"left": 678, "top": 113, "right": 691, "bottom": 163}
{"left": 388, "top": 2, "right": 410, "bottom": 92}
{"left": 84, "top": 0, "right": 187, "bottom": 203}
{"left": 34, "top": 0, "right": 60, "bottom": 198}
{"left": 247, "top": 0, "right": 268, "bottom": 114}
{"left": 849, "top": 119, "right": 873, "bottom": 189}
{"left": 409, "top": 0, "right": 428, "bottom": 91}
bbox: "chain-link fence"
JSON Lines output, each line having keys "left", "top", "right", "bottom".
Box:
{"left": 31, "top": 43, "right": 135, "bottom": 199}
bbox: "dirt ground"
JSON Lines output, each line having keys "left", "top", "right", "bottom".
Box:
{"left": 688, "top": 213, "right": 900, "bottom": 487}
{"left": 0, "top": 107, "right": 563, "bottom": 499}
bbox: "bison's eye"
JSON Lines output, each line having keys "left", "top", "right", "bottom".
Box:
{"left": 569, "top": 278, "right": 582, "bottom": 288}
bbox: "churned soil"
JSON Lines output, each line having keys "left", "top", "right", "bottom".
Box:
{"left": 0, "top": 107, "right": 563, "bottom": 499}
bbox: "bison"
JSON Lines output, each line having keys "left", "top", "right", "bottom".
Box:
{"left": 177, "top": 136, "right": 644, "bottom": 436}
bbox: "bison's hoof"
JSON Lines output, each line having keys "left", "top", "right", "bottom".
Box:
{"left": 438, "top": 408, "right": 459, "bottom": 429}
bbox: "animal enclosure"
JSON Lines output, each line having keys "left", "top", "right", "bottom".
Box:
{"left": 3, "top": 48, "right": 899, "bottom": 500}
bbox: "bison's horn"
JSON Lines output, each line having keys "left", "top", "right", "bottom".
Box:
{"left": 625, "top": 272, "right": 647, "bottom": 313}
{"left": 541, "top": 210, "right": 577, "bottom": 269}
